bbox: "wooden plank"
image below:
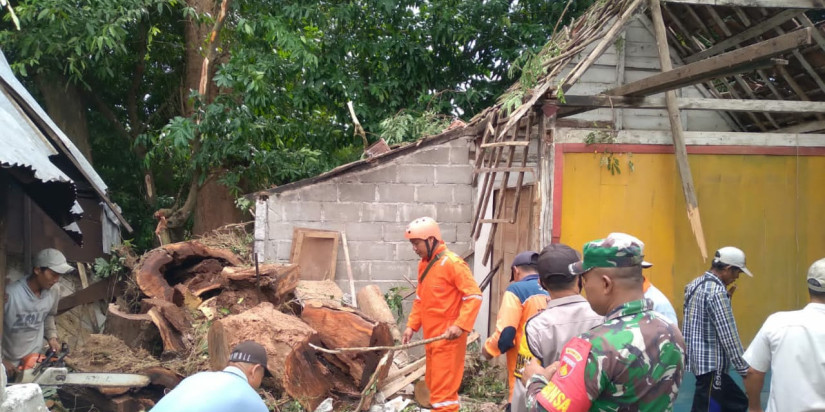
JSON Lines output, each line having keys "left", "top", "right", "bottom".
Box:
{"left": 556, "top": 128, "right": 825, "bottom": 146}
{"left": 608, "top": 29, "right": 810, "bottom": 97}
{"left": 473, "top": 167, "right": 535, "bottom": 175}
{"left": 480, "top": 141, "right": 530, "bottom": 148}
{"left": 774, "top": 119, "right": 825, "bottom": 133}
{"left": 290, "top": 227, "right": 340, "bottom": 281}
{"left": 57, "top": 276, "right": 117, "bottom": 314}
{"left": 685, "top": 10, "right": 801, "bottom": 63}
{"left": 0, "top": 171, "right": 7, "bottom": 349}
{"left": 650, "top": 0, "right": 708, "bottom": 260}
{"left": 340, "top": 231, "right": 357, "bottom": 308}
{"left": 555, "top": 95, "right": 825, "bottom": 113}
{"left": 662, "top": 0, "right": 825, "bottom": 7}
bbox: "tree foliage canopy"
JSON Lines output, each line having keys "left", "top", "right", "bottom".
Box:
{"left": 1, "top": 0, "right": 595, "bottom": 250}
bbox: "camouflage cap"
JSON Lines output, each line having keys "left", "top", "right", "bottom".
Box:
{"left": 571, "top": 232, "right": 652, "bottom": 274}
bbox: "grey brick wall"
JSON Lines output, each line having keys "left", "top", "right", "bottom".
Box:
{"left": 255, "top": 136, "right": 476, "bottom": 305}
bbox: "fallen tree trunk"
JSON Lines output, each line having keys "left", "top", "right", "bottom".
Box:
{"left": 104, "top": 304, "right": 160, "bottom": 353}
{"left": 207, "top": 302, "right": 316, "bottom": 385}
{"left": 301, "top": 304, "right": 394, "bottom": 389}
{"left": 221, "top": 263, "right": 299, "bottom": 305}
{"left": 134, "top": 241, "right": 242, "bottom": 301}
{"left": 356, "top": 285, "right": 402, "bottom": 342}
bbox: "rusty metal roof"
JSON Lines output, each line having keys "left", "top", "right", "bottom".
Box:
{"left": 0, "top": 50, "right": 130, "bottom": 243}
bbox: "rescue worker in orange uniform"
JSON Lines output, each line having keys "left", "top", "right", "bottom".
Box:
{"left": 482, "top": 251, "right": 548, "bottom": 409}
{"left": 402, "top": 217, "right": 482, "bottom": 412}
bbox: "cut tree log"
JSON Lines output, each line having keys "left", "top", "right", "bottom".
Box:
{"left": 301, "top": 304, "right": 394, "bottom": 389}
{"left": 147, "top": 307, "right": 186, "bottom": 357}
{"left": 356, "top": 285, "right": 402, "bottom": 342}
{"left": 172, "top": 284, "right": 203, "bottom": 311}
{"left": 134, "top": 241, "right": 242, "bottom": 302}
{"left": 207, "top": 302, "right": 317, "bottom": 386}
{"left": 220, "top": 263, "right": 299, "bottom": 305}
{"left": 104, "top": 303, "right": 160, "bottom": 353}
{"left": 295, "top": 280, "right": 344, "bottom": 308}
{"left": 140, "top": 366, "right": 183, "bottom": 390}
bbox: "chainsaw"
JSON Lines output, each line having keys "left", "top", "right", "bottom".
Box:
{"left": 11, "top": 343, "right": 151, "bottom": 388}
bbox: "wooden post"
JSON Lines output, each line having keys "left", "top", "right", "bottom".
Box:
{"left": 341, "top": 231, "right": 357, "bottom": 308}
{"left": 538, "top": 109, "right": 553, "bottom": 248}
{"left": 649, "top": 0, "right": 708, "bottom": 260}
{"left": 0, "top": 171, "right": 8, "bottom": 354}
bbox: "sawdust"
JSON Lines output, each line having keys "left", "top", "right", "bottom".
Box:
{"left": 66, "top": 334, "right": 161, "bottom": 374}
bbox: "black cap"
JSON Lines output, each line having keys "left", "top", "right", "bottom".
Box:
{"left": 510, "top": 251, "right": 538, "bottom": 281}
{"left": 537, "top": 243, "right": 580, "bottom": 279}
{"left": 229, "top": 341, "right": 269, "bottom": 374}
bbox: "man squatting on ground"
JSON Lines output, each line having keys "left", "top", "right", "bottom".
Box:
{"left": 402, "top": 217, "right": 482, "bottom": 412}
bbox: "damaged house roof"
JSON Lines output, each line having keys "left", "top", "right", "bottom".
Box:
{"left": 0, "top": 50, "right": 132, "bottom": 244}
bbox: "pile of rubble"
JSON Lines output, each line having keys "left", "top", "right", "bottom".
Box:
{"left": 60, "top": 235, "right": 423, "bottom": 411}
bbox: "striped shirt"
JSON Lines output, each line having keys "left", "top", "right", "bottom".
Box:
{"left": 683, "top": 272, "right": 749, "bottom": 376}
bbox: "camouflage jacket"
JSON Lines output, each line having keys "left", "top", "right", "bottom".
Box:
{"left": 525, "top": 298, "right": 685, "bottom": 412}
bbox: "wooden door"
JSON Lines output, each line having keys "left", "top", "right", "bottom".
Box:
{"left": 489, "top": 184, "right": 536, "bottom": 336}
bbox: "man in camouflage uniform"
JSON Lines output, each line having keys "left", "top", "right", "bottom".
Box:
{"left": 523, "top": 233, "right": 685, "bottom": 412}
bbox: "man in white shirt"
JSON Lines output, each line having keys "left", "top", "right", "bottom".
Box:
{"left": 743, "top": 257, "right": 825, "bottom": 412}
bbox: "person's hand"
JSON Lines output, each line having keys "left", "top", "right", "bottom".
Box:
{"left": 444, "top": 325, "right": 463, "bottom": 340}
{"left": 2, "top": 360, "right": 17, "bottom": 380}
{"left": 402, "top": 327, "right": 414, "bottom": 344}
{"left": 727, "top": 284, "right": 737, "bottom": 299}
{"left": 48, "top": 337, "right": 60, "bottom": 353}
{"left": 481, "top": 346, "right": 493, "bottom": 361}
{"left": 522, "top": 360, "right": 560, "bottom": 385}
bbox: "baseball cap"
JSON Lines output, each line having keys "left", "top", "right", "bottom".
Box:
{"left": 537, "top": 244, "right": 580, "bottom": 278}
{"left": 807, "top": 258, "right": 825, "bottom": 292}
{"left": 714, "top": 246, "right": 753, "bottom": 277}
{"left": 228, "top": 341, "right": 270, "bottom": 374}
{"left": 569, "top": 232, "right": 653, "bottom": 275}
{"left": 33, "top": 248, "right": 75, "bottom": 274}
{"left": 510, "top": 251, "right": 538, "bottom": 281}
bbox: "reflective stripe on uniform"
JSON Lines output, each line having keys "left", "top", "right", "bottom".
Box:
{"left": 462, "top": 294, "right": 483, "bottom": 301}
{"left": 431, "top": 399, "right": 460, "bottom": 408}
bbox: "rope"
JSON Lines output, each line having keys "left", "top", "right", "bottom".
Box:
{"left": 308, "top": 333, "right": 447, "bottom": 354}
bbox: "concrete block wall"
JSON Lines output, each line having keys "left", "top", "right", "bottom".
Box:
{"left": 255, "top": 136, "right": 476, "bottom": 300}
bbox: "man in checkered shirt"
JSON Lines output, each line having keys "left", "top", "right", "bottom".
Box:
{"left": 683, "top": 246, "right": 753, "bottom": 412}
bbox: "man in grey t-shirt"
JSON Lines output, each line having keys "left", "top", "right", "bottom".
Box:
{"left": 3, "top": 248, "right": 72, "bottom": 377}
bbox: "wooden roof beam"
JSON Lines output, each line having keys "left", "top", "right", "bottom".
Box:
{"left": 662, "top": 0, "right": 825, "bottom": 8}
{"left": 554, "top": 96, "right": 825, "bottom": 113}
{"left": 684, "top": 9, "right": 801, "bottom": 63}
{"left": 774, "top": 119, "right": 825, "bottom": 133}
{"left": 607, "top": 28, "right": 809, "bottom": 97}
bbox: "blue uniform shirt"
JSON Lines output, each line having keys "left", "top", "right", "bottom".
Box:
{"left": 151, "top": 366, "right": 268, "bottom": 412}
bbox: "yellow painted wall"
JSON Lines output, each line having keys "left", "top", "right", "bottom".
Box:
{"left": 559, "top": 151, "right": 825, "bottom": 343}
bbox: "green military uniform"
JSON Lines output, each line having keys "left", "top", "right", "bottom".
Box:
{"left": 524, "top": 233, "right": 686, "bottom": 412}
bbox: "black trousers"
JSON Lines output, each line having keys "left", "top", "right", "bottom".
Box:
{"left": 691, "top": 372, "right": 748, "bottom": 412}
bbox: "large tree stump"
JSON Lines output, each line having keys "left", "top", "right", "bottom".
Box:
{"left": 207, "top": 302, "right": 316, "bottom": 385}
{"left": 221, "top": 263, "right": 299, "bottom": 305}
{"left": 301, "top": 304, "right": 394, "bottom": 389}
{"left": 134, "top": 241, "right": 241, "bottom": 301}
{"left": 104, "top": 304, "right": 160, "bottom": 353}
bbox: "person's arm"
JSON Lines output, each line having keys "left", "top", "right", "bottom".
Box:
{"left": 44, "top": 286, "right": 60, "bottom": 351}
{"left": 525, "top": 317, "right": 545, "bottom": 366}
{"left": 403, "top": 291, "right": 422, "bottom": 344}
{"left": 743, "top": 368, "right": 766, "bottom": 412}
{"left": 525, "top": 337, "right": 596, "bottom": 412}
{"left": 707, "top": 292, "right": 749, "bottom": 375}
{"left": 483, "top": 290, "right": 521, "bottom": 359}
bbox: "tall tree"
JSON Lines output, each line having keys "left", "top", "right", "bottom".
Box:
{"left": 1, "top": 0, "right": 596, "bottom": 251}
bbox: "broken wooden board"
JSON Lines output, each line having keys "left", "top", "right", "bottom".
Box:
{"left": 104, "top": 303, "right": 160, "bottom": 353}
{"left": 289, "top": 228, "right": 340, "bottom": 281}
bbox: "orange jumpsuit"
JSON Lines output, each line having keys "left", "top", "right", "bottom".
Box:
{"left": 407, "top": 243, "right": 482, "bottom": 412}
{"left": 483, "top": 275, "right": 548, "bottom": 402}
